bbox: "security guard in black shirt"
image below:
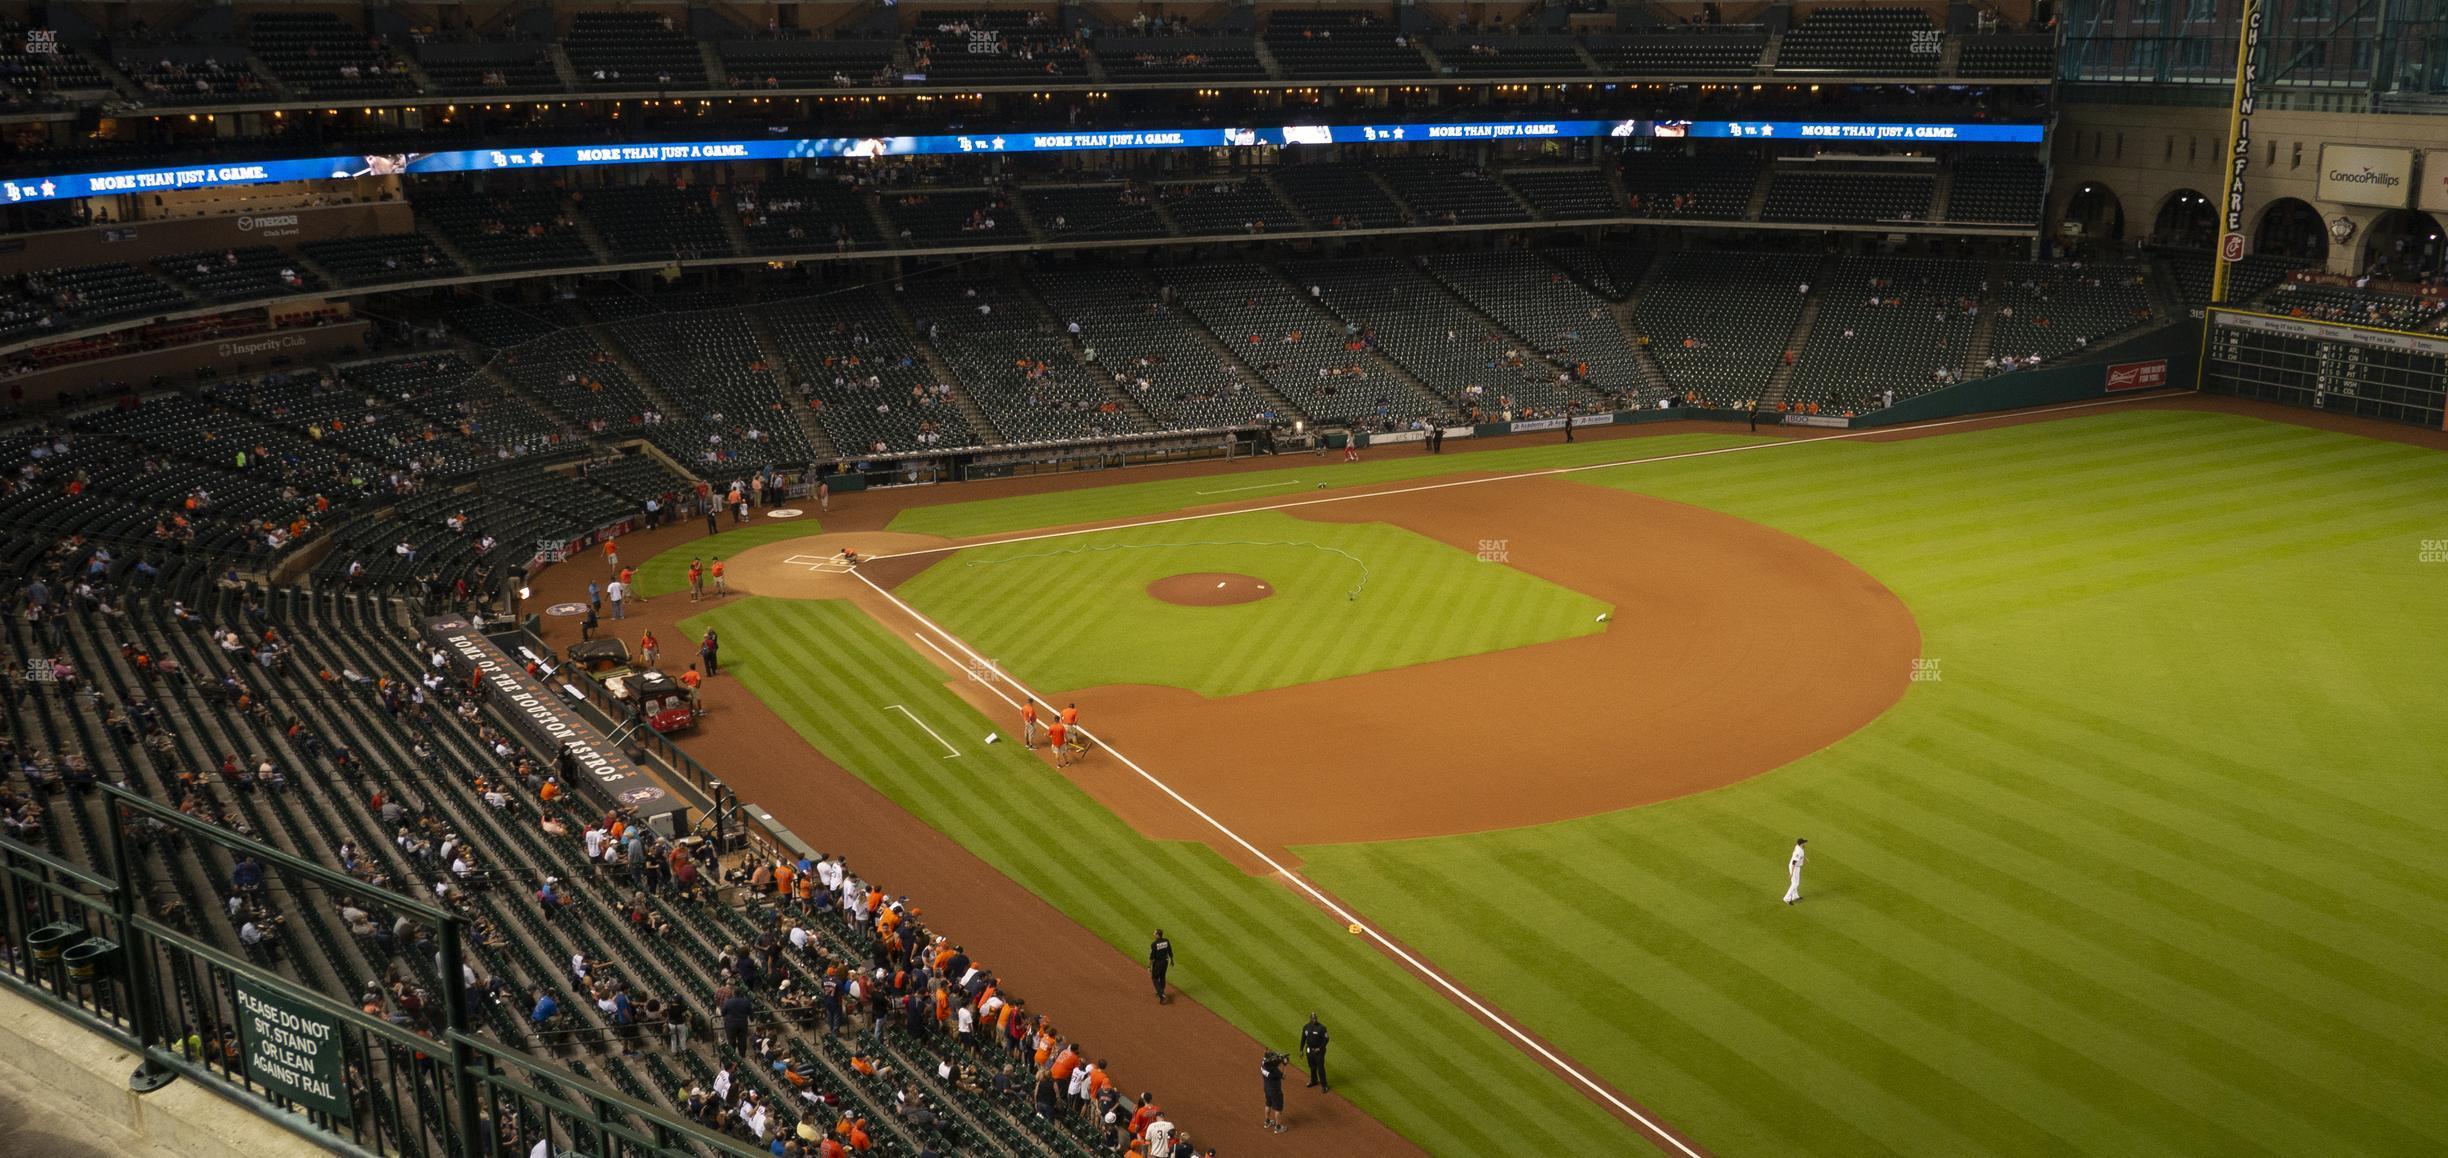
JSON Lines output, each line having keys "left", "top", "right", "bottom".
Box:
{"left": 1149, "top": 929, "right": 1174, "bottom": 1004}
{"left": 1300, "top": 1012, "right": 1329, "bottom": 1091}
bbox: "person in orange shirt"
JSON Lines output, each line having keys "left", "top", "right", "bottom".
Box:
{"left": 1044, "top": 720, "right": 1067, "bottom": 764}
{"left": 710, "top": 556, "right": 727, "bottom": 596}
{"left": 602, "top": 538, "right": 618, "bottom": 568}
{"left": 639, "top": 631, "right": 660, "bottom": 668}
{"left": 772, "top": 859, "right": 794, "bottom": 898}
{"left": 679, "top": 664, "right": 703, "bottom": 704}
{"left": 687, "top": 558, "right": 704, "bottom": 602}
{"left": 539, "top": 779, "right": 561, "bottom": 804}
{"left": 1018, "top": 699, "right": 1041, "bottom": 748}
{"left": 1049, "top": 1044, "right": 1080, "bottom": 1084}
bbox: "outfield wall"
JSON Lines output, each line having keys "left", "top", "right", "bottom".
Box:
{"left": 1849, "top": 322, "right": 2204, "bottom": 428}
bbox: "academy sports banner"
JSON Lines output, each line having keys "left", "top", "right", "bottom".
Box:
{"left": 1, "top": 117, "right": 2044, "bottom": 204}
{"left": 423, "top": 615, "right": 681, "bottom": 827}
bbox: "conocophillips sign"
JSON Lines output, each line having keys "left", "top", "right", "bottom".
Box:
{"left": 2316, "top": 144, "right": 2413, "bottom": 209}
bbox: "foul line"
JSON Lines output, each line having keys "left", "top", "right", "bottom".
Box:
{"left": 859, "top": 567, "right": 1703, "bottom": 1157}
{"left": 1193, "top": 479, "right": 1306, "bottom": 496}
{"left": 883, "top": 704, "right": 961, "bottom": 758}
{"left": 868, "top": 388, "right": 2190, "bottom": 565}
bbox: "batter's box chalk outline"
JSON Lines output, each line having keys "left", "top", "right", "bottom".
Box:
{"left": 783, "top": 554, "right": 856, "bottom": 573}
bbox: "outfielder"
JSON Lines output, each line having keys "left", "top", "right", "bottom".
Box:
{"left": 1783, "top": 838, "right": 1808, "bottom": 904}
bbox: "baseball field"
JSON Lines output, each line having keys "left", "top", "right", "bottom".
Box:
{"left": 553, "top": 396, "right": 2448, "bottom": 1157}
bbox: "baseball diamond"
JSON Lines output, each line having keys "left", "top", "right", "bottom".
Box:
{"left": 10, "top": 10, "right": 2448, "bottom": 1155}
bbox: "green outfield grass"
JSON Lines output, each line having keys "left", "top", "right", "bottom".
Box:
{"left": 633, "top": 521, "right": 820, "bottom": 598}
{"left": 1297, "top": 409, "right": 2448, "bottom": 1157}
{"left": 675, "top": 597, "right": 1639, "bottom": 1156}
{"left": 884, "top": 430, "right": 1765, "bottom": 540}
{"left": 891, "top": 509, "right": 1609, "bottom": 697}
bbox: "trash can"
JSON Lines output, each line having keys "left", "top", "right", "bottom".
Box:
{"left": 62, "top": 937, "right": 118, "bottom": 985}
{"left": 27, "top": 921, "right": 83, "bottom": 966}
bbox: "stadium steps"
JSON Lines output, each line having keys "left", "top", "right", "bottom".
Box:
{"left": 2142, "top": 257, "right": 2186, "bottom": 325}
{"left": 1571, "top": 39, "right": 1604, "bottom": 74}
{"left": 1013, "top": 278, "right": 1164, "bottom": 431}
{"left": 1265, "top": 263, "right": 1461, "bottom": 416}
{"left": 1006, "top": 194, "right": 1050, "bottom": 246}
{"left": 1414, "top": 41, "right": 1447, "bottom": 75}
{"left": 860, "top": 195, "right": 902, "bottom": 251}
{"left": 1251, "top": 37, "right": 1287, "bottom": 80}
{"left": 579, "top": 317, "right": 688, "bottom": 420}
{"left": 887, "top": 294, "right": 1007, "bottom": 445}
{"left": 393, "top": 51, "right": 437, "bottom": 94}
{"left": 715, "top": 197, "right": 754, "bottom": 255}
{"left": 548, "top": 42, "right": 581, "bottom": 89}
{"left": 1760, "top": 260, "right": 1832, "bottom": 409}
{"left": 243, "top": 51, "right": 298, "bottom": 100}
{"left": 415, "top": 225, "right": 483, "bottom": 277}
{"left": 1928, "top": 166, "right": 1955, "bottom": 220}
{"left": 1758, "top": 32, "right": 1783, "bottom": 70}
{"left": 1938, "top": 35, "right": 1964, "bottom": 78}
{"left": 1609, "top": 302, "right": 1673, "bottom": 395}
{"left": 1743, "top": 163, "right": 1774, "bottom": 220}
{"left": 698, "top": 40, "right": 728, "bottom": 88}
{"left": 1081, "top": 46, "right": 1109, "bottom": 83}
{"left": 740, "top": 295, "right": 840, "bottom": 462}
{"left": 1964, "top": 301, "right": 2001, "bottom": 378}
{"left": 568, "top": 203, "right": 619, "bottom": 266}
{"left": 289, "top": 248, "right": 344, "bottom": 291}
{"left": 86, "top": 54, "right": 149, "bottom": 105}
{"left": 1167, "top": 295, "right": 1313, "bottom": 424}
{"left": 1253, "top": 172, "right": 1316, "bottom": 230}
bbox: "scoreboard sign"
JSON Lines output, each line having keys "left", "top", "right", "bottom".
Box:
{"left": 2204, "top": 309, "right": 2448, "bottom": 430}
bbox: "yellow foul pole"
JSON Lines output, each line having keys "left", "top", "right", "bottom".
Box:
{"left": 2210, "top": 0, "right": 2266, "bottom": 304}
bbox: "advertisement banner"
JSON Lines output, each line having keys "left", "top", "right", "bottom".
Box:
{"left": 2317, "top": 144, "right": 2414, "bottom": 209}
{"left": 0, "top": 118, "right": 2044, "bottom": 204}
{"left": 2423, "top": 151, "right": 2448, "bottom": 214}
{"left": 232, "top": 975, "right": 352, "bottom": 1121}
{"left": 2105, "top": 358, "right": 2170, "bottom": 391}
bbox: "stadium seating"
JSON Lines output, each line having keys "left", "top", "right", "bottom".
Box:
{"left": 1164, "top": 261, "right": 1453, "bottom": 427}
{"left": 2258, "top": 279, "right": 2448, "bottom": 331}
{"left": 1271, "top": 164, "right": 1403, "bottom": 230}
{"left": 1617, "top": 151, "right": 1760, "bottom": 219}
{"left": 719, "top": 38, "right": 900, "bottom": 88}
{"left": 578, "top": 185, "right": 738, "bottom": 262}
{"left": 593, "top": 292, "right": 815, "bottom": 470}
{"left": 907, "top": 279, "right": 1142, "bottom": 442}
{"left": 114, "top": 48, "right": 268, "bottom": 105}
{"left": 22, "top": 261, "right": 189, "bottom": 324}
{"left": 1023, "top": 182, "right": 1174, "bottom": 240}
{"left": 1774, "top": 7, "right": 1940, "bottom": 76}
{"left": 0, "top": 35, "right": 115, "bottom": 105}
{"left": 1761, "top": 164, "right": 1936, "bottom": 224}
{"left": 1431, "top": 34, "right": 1592, "bottom": 78}
{"left": 761, "top": 287, "right": 981, "bottom": 455}
{"left": 1374, "top": 159, "right": 1533, "bottom": 225}
{"left": 1957, "top": 34, "right": 2055, "bottom": 79}
{"left": 1291, "top": 256, "right": 1603, "bottom": 420}
{"left": 248, "top": 13, "right": 417, "bottom": 99}
{"left": 1089, "top": 36, "right": 1271, "bottom": 81}
{"left": 738, "top": 177, "right": 887, "bottom": 254}
{"left": 1033, "top": 267, "right": 1284, "bottom": 430}
{"left": 883, "top": 188, "right": 1019, "bottom": 245}
{"left": 1990, "top": 261, "right": 2158, "bottom": 364}
{"left": 299, "top": 233, "right": 464, "bottom": 287}
{"left": 335, "top": 353, "right": 577, "bottom": 473}
{"left": 1264, "top": 11, "right": 1430, "bottom": 79}
{"left": 1161, "top": 179, "right": 1300, "bottom": 236}
{"left": 1945, "top": 155, "right": 2046, "bottom": 226}
{"left": 907, "top": 11, "right": 1085, "bottom": 83}
{"left": 1425, "top": 251, "right": 1662, "bottom": 407}
{"left": 1543, "top": 246, "right": 1655, "bottom": 301}
{"left": 155, "top": 246, "right": 322, "bottom": 303}
{"left": 1502, "top": 169, "right": 1623, "bottom": 220}
{"left": 417, "top": 189, "right": 596, "bottom": 272}
{"left": 413, "top": 40, "right": 565, "bottom": 94}
{"left": 565, "top": 11, "right": 708, "bottom": 89}
{"left": 1632, "top": 251, "right": 1807, "bottom": 405}
{"left": 1786, "top": 256, "right": 1983, "bottom": 412}
{"left": 1596, "top": 27, "right": 1768, "bottom": 76}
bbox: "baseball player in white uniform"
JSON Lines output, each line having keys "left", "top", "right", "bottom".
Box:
{"left": 1784, "top": 838, "right": 1808, "bottom": 904}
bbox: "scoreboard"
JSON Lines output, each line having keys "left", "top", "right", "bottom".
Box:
{"left": 2203, "top": 310, "right": 2448, "bottom": 430}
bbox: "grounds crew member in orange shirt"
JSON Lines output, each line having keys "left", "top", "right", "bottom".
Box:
{"left": 1019, "top": 699, "right": 1042, "bottom": 748}
{"left": 710, "top": 556, "right": 727, "bottom": 596}
{"left": 679, "top": 664, "right": 703, "bottom": 705}
{"left": 1044, "top": 720, "right": 1068, "bottom": 763}
{"left": 1056, "top": 702, "right": 1082, "bottom": 766}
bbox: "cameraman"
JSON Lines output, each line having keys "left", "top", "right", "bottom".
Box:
{"left": 1259, "top": 1049, "right": 1287, "bottom": 1134}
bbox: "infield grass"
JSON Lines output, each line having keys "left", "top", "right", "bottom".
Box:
{"left": 892, "top": 509, "right": 1609, "bottom": 696}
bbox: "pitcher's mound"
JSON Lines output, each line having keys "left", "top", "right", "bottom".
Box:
{"left": 1149, "top": 573, "right": 1273, "bottom": 606}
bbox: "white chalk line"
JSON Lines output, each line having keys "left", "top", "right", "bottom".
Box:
{"left": 882, "top": 704, "right": 961, "bottom": 758}
{"left": 1193, "top": 478, "right": 1306, "bottom": 496}
{"left": 860, "top": 569, "right": 1704, "bottom": 1157}
{"left": 867, "top": 388, "right": 2190, "bottom": 565}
